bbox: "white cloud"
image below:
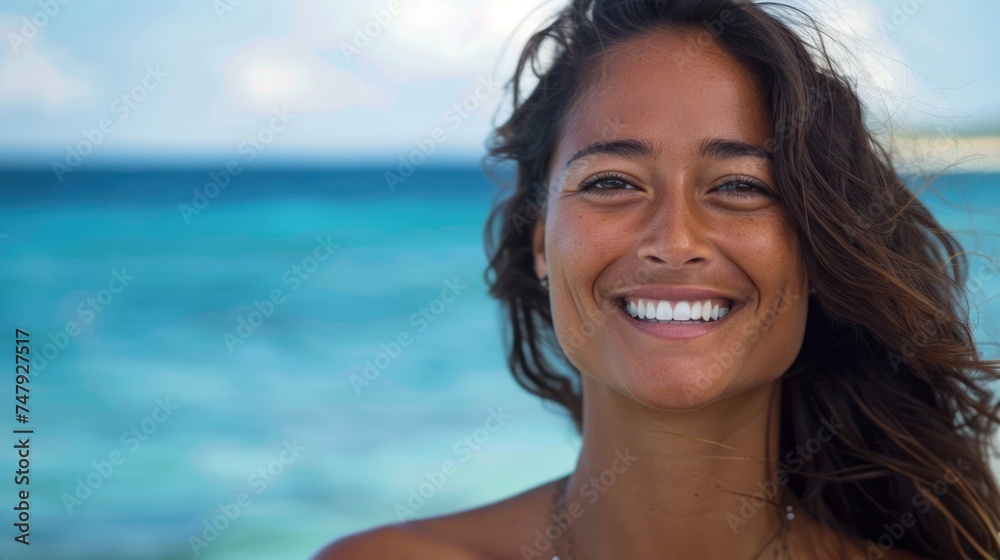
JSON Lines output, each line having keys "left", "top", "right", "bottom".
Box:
{"left": 0, "top": 49, "right": 90, "bottom": 106}
{"left": 212, "top": 1, "right": 393, "bottom": 116}
{"left": 214, "top": 0, "right": 561, "bottom": 119}
{"left": 223, "top": 43, "right": 387, "bottom": 114}
{"left": 333, "top": 0, "right": 562, "bottom": 82}
{"left": 0, "top": 14, "right": 90, "bottom": 107}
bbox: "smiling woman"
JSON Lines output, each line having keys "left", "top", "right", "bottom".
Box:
{"left": 315, "top": 1, "right": 1000, "bottom": 559}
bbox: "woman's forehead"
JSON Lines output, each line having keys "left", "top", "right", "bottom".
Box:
{"left": 555, "top": 31, "right": 772, "bottom": 167}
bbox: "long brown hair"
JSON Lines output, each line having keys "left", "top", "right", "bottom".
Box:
{"left": 481, "top": 0, "right": 1000, "bottom": 558}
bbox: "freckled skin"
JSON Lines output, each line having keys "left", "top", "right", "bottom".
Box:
{"left": 532, "top": 29, "right": 810, "bottom": 410}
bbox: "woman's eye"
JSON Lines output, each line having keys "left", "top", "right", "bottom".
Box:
{"left": 578, "top": 174, "right": 636, "bottom": 196}
{"left": 716, "top": 179, "right": 774, "bottom": 199}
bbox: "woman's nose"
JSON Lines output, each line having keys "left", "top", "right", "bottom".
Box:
{"left": 635, "top": 191, "right": 714, "bottom": 270}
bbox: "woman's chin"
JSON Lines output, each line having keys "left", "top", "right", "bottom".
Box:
{"left": 612, "top": 371, "right": 735, "bottom": 411}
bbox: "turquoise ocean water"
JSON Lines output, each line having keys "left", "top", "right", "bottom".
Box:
{"left": 0, "top": 167, "right": 996, "bottom": 559}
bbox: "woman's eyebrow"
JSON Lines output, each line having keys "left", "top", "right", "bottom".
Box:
{"left": 564, "top": 139, "right": 658, "bottom": 170}
{"left": 563, "top": 137, "right": 772, "bottom": 171}
{"left": 699, "top": 138, "right": 772, "bottom": 161}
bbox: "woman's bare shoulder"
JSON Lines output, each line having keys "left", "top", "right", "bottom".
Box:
{"left": 312, "top": 525, "right": 492, "bottom": 560}
{"left": 313, "top": 477, "right": 562, "bottom": 560}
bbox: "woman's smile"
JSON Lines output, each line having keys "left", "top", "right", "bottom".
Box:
{"left": 613, "top": 286, "right": 742, "bottom": 339}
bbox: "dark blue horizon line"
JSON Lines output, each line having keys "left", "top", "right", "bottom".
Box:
{"left": 0, "top": 159, "right": 502, "bottom": 174}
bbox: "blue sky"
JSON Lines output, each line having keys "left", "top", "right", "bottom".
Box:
{"left": 0, "top": 0, "right": 997, "bottom": 167}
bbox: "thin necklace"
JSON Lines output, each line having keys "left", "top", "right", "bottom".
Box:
{"left": 549, "top": 476, "right": 795, "bottom": 560}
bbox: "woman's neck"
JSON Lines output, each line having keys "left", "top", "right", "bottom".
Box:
{"left": 563, "top": 375, "right": 793, "bottom": 559}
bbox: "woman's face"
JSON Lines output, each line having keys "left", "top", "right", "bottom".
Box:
{"left": 533, "top": 30, "right": 810, "bottom": 410}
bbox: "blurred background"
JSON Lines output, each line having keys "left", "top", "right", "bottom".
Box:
{"left": 0, "top": 0, "right": 997, "bottom": 558}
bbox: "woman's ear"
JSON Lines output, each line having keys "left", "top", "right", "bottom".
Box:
{"left": 532, "top": 219, "right": 546, "bottom": 281}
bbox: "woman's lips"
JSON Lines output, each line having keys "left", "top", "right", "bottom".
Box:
{"left": 616, "top": 298, "right": 741, "bottom": 340}
{"left": 621, "top": 296, "right": 733, "bottom": 322}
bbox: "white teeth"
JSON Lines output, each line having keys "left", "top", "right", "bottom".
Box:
{"left": 623, "top": 297, "right": 732, "bottom": 323}
{"left": 656, "top": 300, "right": 672, "bottom": 320}
{"left": 673, "top": 301, "right": 691, "bottom": 321}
